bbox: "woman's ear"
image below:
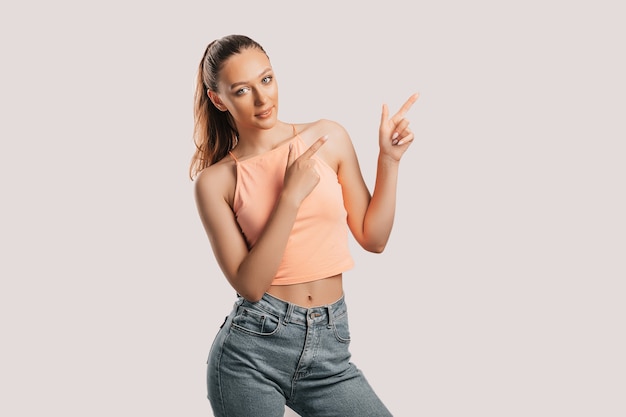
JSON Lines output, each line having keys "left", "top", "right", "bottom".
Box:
{"left": 207, "top": 90, "right": 227, "bottom": 111}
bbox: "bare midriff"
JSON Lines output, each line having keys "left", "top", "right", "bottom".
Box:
{"left": 267, "top": 274, "right": 344, "bottom": 308}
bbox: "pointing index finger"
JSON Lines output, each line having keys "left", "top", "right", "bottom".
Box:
{"left": 392, "top": 93, "right": 419, "bottom": 122}
{"left": 300, "top": 135, "right": 329, "bottom": 159}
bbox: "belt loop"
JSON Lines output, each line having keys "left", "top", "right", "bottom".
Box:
{"left": 326, "top": 304, "right": 333, "bottom": 329}
{"left": 283, "top": 302, "right": 295, "bottom": 325}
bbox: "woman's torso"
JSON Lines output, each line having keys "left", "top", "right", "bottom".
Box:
{"left": 223, "top": 121, "right": 347, "bottom": 307}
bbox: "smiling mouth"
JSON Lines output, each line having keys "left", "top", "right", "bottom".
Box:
{"left": 256, "top": 107, "right": 273, "bottom": 118}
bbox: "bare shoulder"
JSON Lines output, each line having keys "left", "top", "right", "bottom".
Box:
{"left": 295, "top": 119, "right": 350, "bottom": 145}
{"left": 194, "top": 156, "right": 237, "bottom": 206}
{"left": 294, "top": 119, "right": 354, "bottom": 171}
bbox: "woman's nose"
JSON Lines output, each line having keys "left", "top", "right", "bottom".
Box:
{"left": 253, "top": 89, "right": 267, "bottom": 105}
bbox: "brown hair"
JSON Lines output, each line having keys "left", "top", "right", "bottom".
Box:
{"left": 189, "top": 34, "right": 268, "bottom": 180}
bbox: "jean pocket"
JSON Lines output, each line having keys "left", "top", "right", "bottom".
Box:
{"left": 231, "top": 306, "right": 281, "bottom": 336}
{"left": 332, "top": 312, "right": 351, "bottom": 343}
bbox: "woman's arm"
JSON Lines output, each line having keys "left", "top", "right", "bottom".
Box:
{"left": 336, "top": 93, "right": 419, "bottom": 252}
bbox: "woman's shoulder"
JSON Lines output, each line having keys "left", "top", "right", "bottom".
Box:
{"left": 295, "top": 118, "right": 345, "bottom": 132}
{"left": 194, "top": 155, "right": 236, "bottom": 200}
{"left": 292, "top": 119, "right": 353, "bottom": 171}
{"left": 294, "top": 119, "right": 349, "bottom": 145}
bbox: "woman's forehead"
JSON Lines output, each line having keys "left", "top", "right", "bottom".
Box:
{"left": 219, "top": 49, "right": 272, "bottom": 84}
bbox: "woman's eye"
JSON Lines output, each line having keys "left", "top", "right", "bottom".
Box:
{"left": 262, "top": 76, "right": 273, "bottom": 84}
{"left": 236, "top": 87, "right": 249, "bottom": 96}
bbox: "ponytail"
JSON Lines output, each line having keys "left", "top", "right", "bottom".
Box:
{"left": 189, "top": 58, "right": 237, "bottom": 180}
{"left": 189, "top": 34, "right": 266, "bottom": 180}
{"left": 189, "top": 62, "right": 237, "bottom": 180}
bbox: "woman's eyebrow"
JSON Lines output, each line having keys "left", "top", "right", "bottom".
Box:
{"left": 229, "top": 67, "right": 273, "bottom": 90}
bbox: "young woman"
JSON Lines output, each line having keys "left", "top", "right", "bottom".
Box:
{"left": 190, "top": 34, "right": 417, "bottom": 417}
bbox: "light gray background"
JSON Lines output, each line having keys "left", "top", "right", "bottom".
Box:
{"left": 1, "top": 1, "right": 624, "bottom": 416}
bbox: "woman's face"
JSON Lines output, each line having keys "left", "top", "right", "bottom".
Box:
{"left": 212, "top": 48, "right": 279, "bottom": 131}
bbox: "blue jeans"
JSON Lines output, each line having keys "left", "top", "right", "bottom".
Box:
{"left": 206, "top": 293, "right": 393, "bottom": 417}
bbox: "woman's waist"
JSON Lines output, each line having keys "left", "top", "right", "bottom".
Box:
{"left": 267, "top": 274, "right": 343, "bottom": 308}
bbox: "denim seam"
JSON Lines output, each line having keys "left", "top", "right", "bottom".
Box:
{"left": 214, "top": 329, "right": 231, "bottom": 417}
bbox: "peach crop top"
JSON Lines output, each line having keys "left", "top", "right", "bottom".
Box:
{"left": 230, "top": 127, "right": 354, "bottom": 285}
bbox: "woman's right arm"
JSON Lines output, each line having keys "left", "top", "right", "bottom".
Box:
{"left": 194, "top": 136, "right": 328, "bottom": 302}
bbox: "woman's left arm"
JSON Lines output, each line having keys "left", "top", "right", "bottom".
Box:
{"left": 338, "top": 93, "right": 419, "bottom": 253}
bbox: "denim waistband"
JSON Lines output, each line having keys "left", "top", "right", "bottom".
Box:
{"left": 236, "top": 292, "right": 347, "bottom": 327}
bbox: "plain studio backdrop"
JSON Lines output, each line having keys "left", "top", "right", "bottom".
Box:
{"left": 1, "top": 1, "right": 624, "bottom": 416}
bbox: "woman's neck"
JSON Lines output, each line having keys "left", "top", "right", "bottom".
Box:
{"left": 233, "top": 121, "right": 294, "bottom": 157}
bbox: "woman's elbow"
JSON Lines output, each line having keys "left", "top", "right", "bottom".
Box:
{"left": 355, "top": 228, "right": 391, "bottom": 254}
{"left": 233, "top": 281, "right": 268, "bottom": 303}
{"left": 362, "top": 241, "right": 387, "bottom": 254}
{"left": 228, "top": 271, "right": 269, "bottom": 303}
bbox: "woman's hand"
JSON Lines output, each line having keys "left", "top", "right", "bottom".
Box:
{"left": 379, "top": 93, "right": 419, "bottom": 161}
{"left": 281, "top": 135, "right": 329, "bottom": 206}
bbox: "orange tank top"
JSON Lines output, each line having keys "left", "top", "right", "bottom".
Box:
{"left": 230, "top": 127, "right": 354, "bottom": 285}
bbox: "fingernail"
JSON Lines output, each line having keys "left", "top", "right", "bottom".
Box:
{"left": 397, "top": 140, "right": 404, "bottom": 146}
{"left": 392, "top": 139, "right": 399, "bottom": 145}
{"left": 392, "top": 132, "right": 399, "bottom": 140}
{"left": 322, "top": 134, "right": 329, "bottom": 141}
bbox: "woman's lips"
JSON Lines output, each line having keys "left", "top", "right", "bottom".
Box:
{"left": 256, "top": 107, "right": 273, "bottom": 118}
